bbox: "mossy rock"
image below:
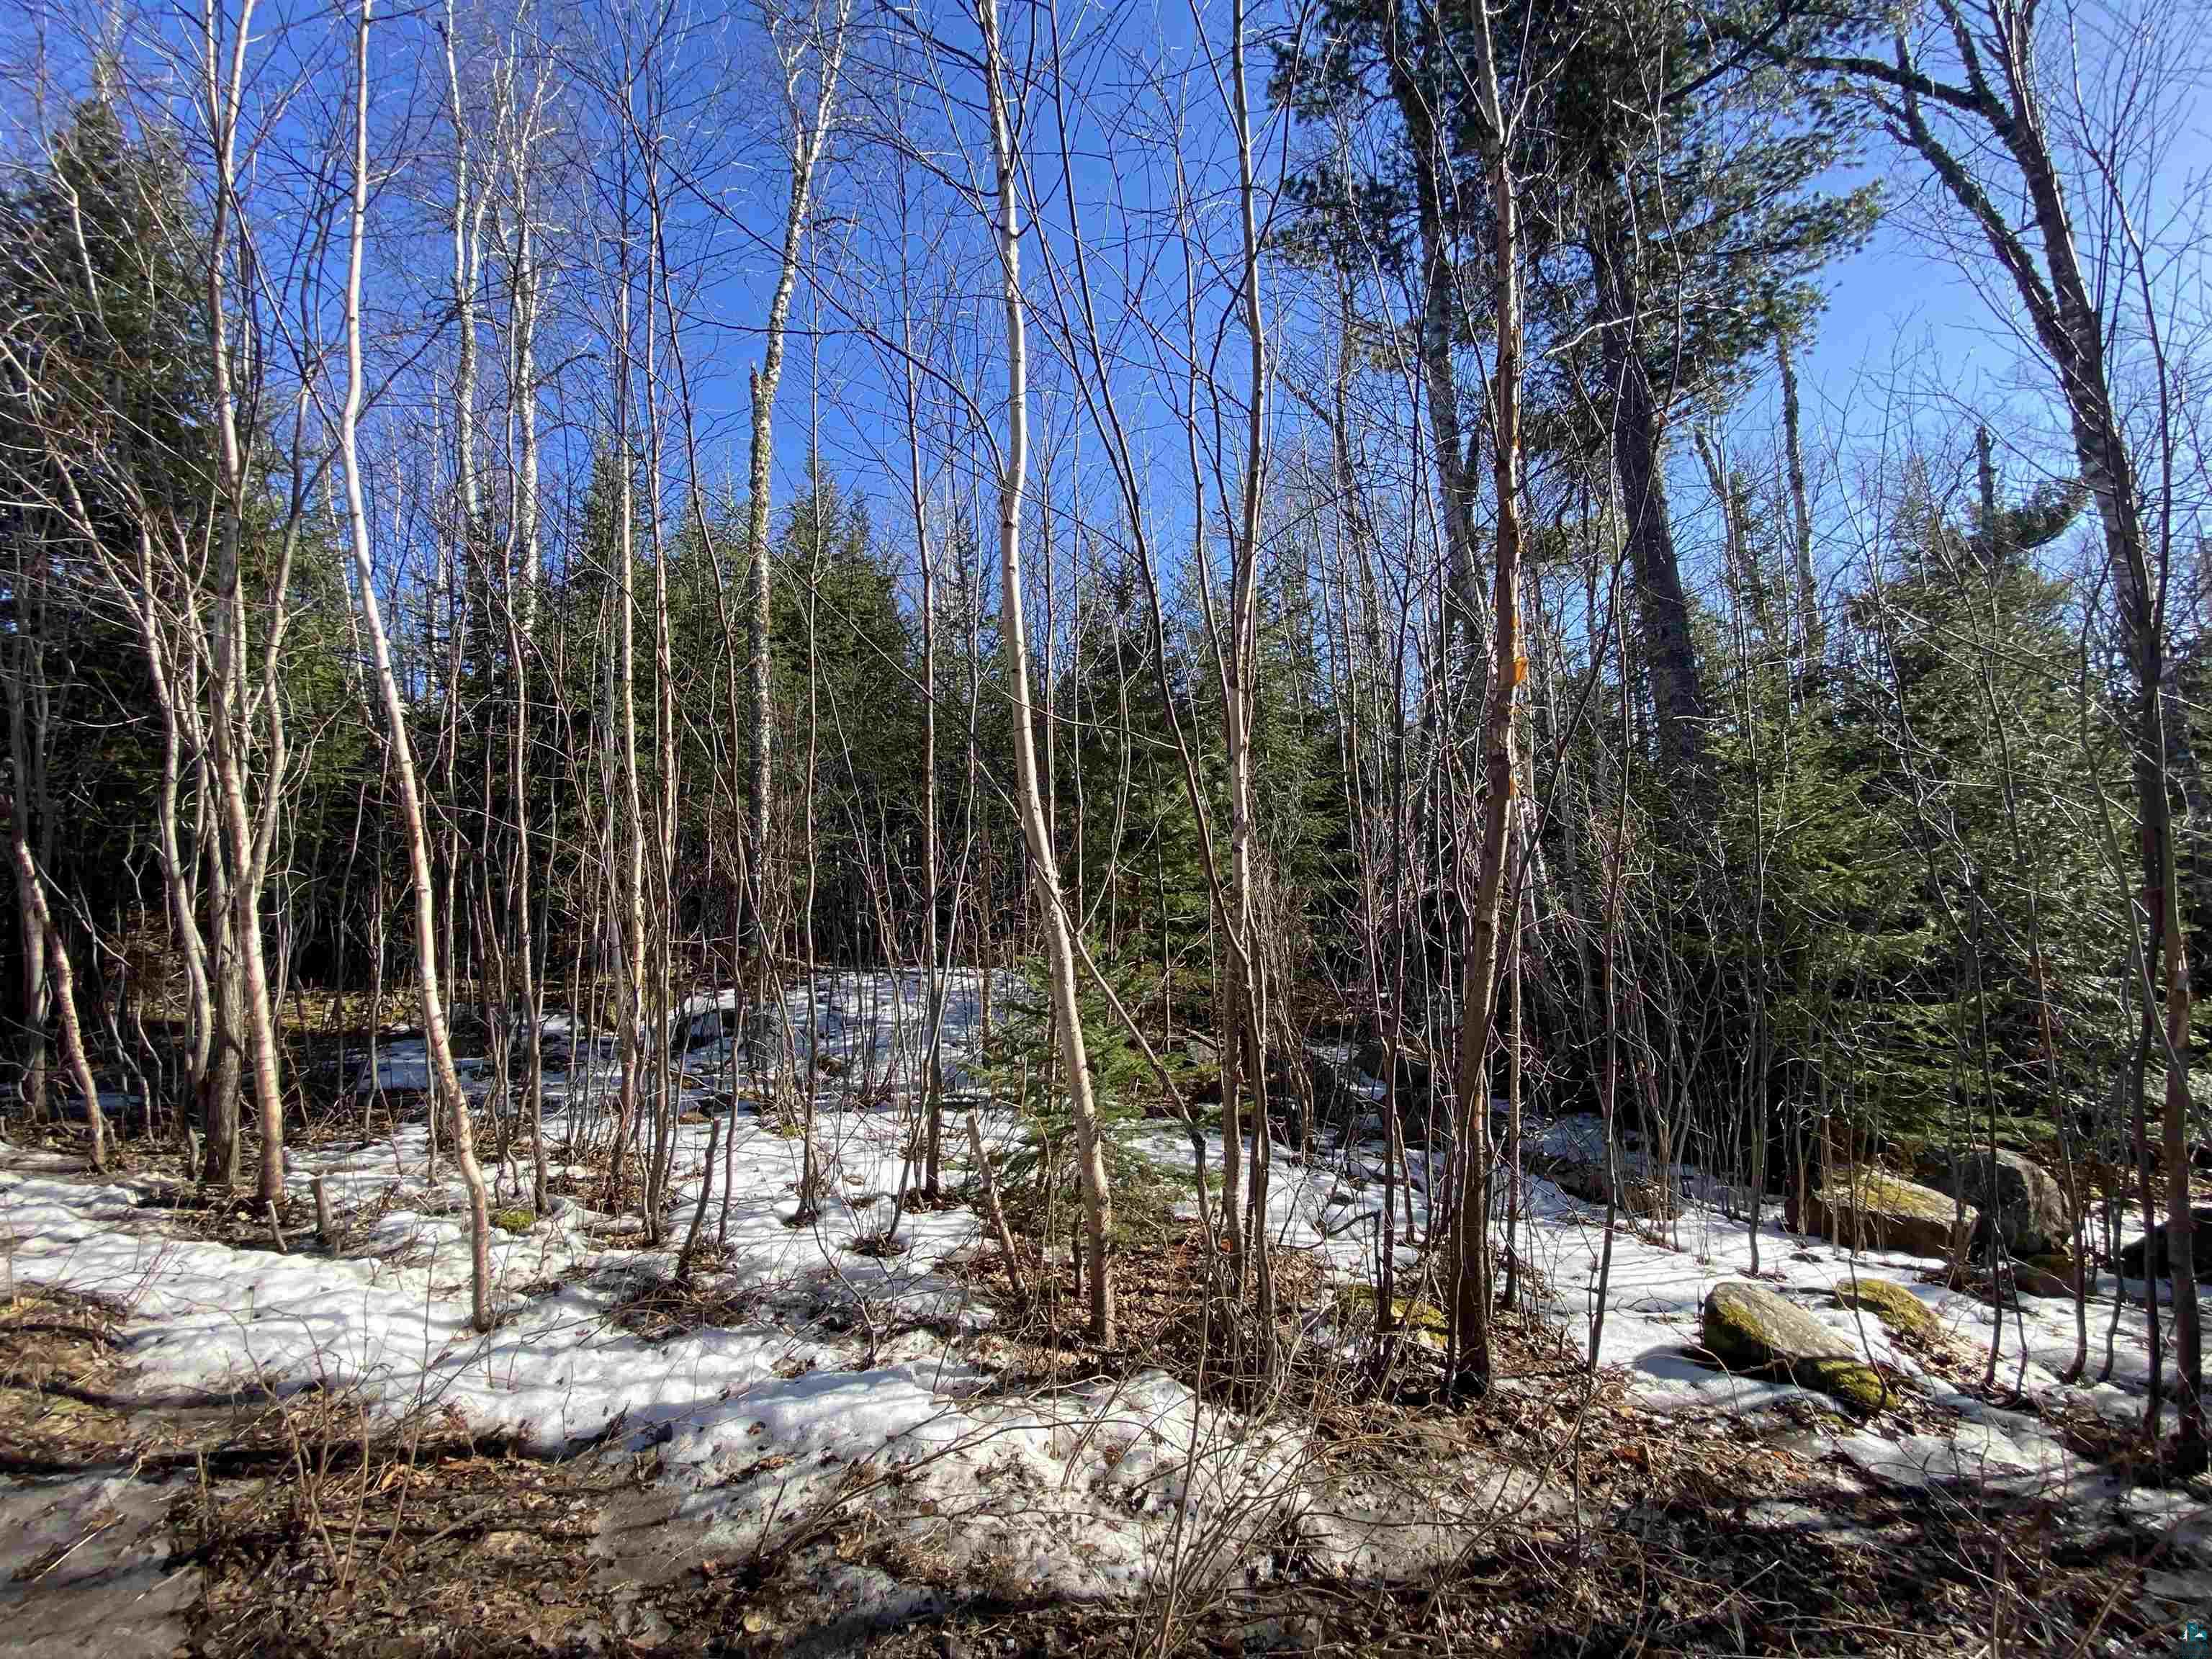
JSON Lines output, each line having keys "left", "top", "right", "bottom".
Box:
{"left": 1702, "top": 1281, "right": 1889, "bottom": 1414}
{"left": 1704, "top": 1282, "right": 1850, "bottom": 1370}
{"left": 1794, "top": 1357, "right": 1889, "bottom": 1413}
{"left": 1334, "top": 1285, "right": 1447, "bottom": 1350}
{"left": 493, "top": 1208, "right": 536, "bottom": 1234}
{"left": 1831, "top": 1279, "right": 1936, "bottom": 1340}
{"left": 1807, "top": 1166, "right": 1975, "bottom": 1260}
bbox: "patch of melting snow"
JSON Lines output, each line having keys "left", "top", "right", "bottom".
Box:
{"left": 1, "top": 982, "right": 2197, "bottom": 1599}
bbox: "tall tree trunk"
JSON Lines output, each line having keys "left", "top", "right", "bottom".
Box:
{"left": 981, "top": 0, "right": 1114, "bottom": 1343}
{"left": 903, "top": 300, "right": 946, "bottom": 1197}
{"left": 743, "top": 4, "right": 848, "bottom": 1029}
{"left": 199, "top": 0, "right": 287, "bottom": 1205}
{"left": 644, "top": 165, "right": 681, "bottom": 1242}
{"left": 500, "top": 168, "right": 547, "bottom": 1215}
{"left": 437, "top": 0, "right": 486, "bottom": 1042}
{"left": 1775, "top": 329, "right": 1824, "bottom": 662}
{"left": 1597, "top": 205, "right": 1708, "bottom": 783}
{"left": 340, "top": 0, "right": 493, "bottom": 1333}
{"left": 608, "top": 224, "right": 649, "bottom": 1224}
{"left": 1447, "top": 0, "right": 1525, "bottom": 1395}
{"left": 1223, "top": 0, "right": 1274, "bottom": 1334}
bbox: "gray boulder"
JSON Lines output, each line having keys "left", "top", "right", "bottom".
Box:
{"left": 1933, "top": 1149, "right": 2071, "bottom": 1258}
{"left": 2118, "top": 1207, "right": 2212, "bottom": 1279}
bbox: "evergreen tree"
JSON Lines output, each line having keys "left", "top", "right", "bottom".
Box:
{"left": 1275, "top": 0, "right": 1876, "bottom": 782}
{"left": 773, "top": 461, "right": 923, "bottom": 961}
{"left": 0, "top": 95, "right": 210, "bottom": 912}
{"left": 1835, "top": 451, "right": 2123, "bottom": 1143}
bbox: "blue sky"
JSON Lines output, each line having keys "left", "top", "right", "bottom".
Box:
{"left": 6, "top": 0, "right": 2203, "bottom": 621}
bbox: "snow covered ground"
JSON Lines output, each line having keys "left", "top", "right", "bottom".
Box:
{"left": 2, "top": 968, "right": 2200, "bottom": 1604}
{"left": 349, "top": 968, "right": 999, "bottom": 1107}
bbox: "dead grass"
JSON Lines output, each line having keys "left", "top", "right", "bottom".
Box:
{"left": 817, "top": 1373, "right": 2171, "bottom": 1659}
{"left": 603, "top": 1259, "right": 761, "bottom": 1343}
{"left": 178, "top": 1430, "right": 667, "bottom": 1659}
{"left": 0, "top": 1289, "right": 140, "bottom": 1470}
{"left": 0, "top": 1287, "right": 390, "bottom": 1478}
{"left": 5, "top": 1159, "right": 2193, "bottom": 1658}
{"left": 943, "top": 1219, "right": 1585, "bottom": 1457}
{"left": 19, "top": 1291, "right": 2174, "bottom": 1659}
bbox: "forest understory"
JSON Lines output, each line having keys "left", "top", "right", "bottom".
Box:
{"left": 4, "top": 974, "right": 2208, "bottom": 1658}
{"left": 5, "top": 0, "right": 2212, "bottom": 1647}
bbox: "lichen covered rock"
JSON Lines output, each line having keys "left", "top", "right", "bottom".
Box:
{"left": 1806, "top": 1166, "right": 1975, "bottom": 1260}
{"left": 1702, "top": 1281, "right": 1889, "bottom": 1413}
{"left": 1832, "top": 1278, "right": 1937, "bottom": 1339}
{"left": 1792, "top": 1357, "right": 1889, "bottom": 1412}
{"left": 1704, "top": 1281, "right": 1850, "bottom": 1369}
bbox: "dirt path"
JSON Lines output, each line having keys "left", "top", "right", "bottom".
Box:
{"left": 5, "top": 1265, "right": 2207, "bottom": 1655}
{"left": 2, "top": 1468, "right": 195, "bottom": 1658}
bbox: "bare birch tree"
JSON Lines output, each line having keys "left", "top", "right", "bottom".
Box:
{"left": 742, "top": 0, "right": 850, "bottom": 1036}
{"left": 979, "top": 0, "right": 1114, "bottom": 1341}
{"left": 338, "top": 0, "right": 493, "bottom": 1333}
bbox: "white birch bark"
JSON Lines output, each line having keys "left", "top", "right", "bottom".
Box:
{"left": 199, "top": 0, "right": 289, "bottom": 1202}
{"left": 743, "top": 0, "right": 849, "bottom": 1020}
{"left": 338, "top": 0, "right": 493, "bottom": 1332}
{"left": 981, "top": 0, "right": 1113, "bottom": 1341}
